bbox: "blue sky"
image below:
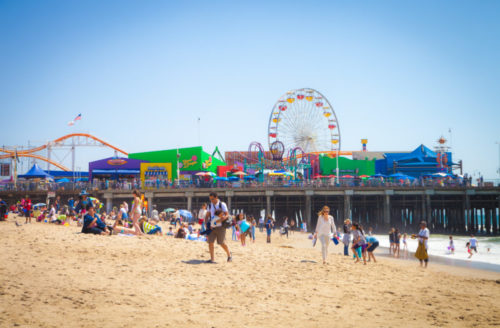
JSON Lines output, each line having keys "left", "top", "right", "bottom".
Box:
{"left": 1, "top": 0, "right": 499, "bottom": 179}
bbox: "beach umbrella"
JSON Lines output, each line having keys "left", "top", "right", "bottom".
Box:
{"left": 214, "top": 177, "right": 228, "bottom": 181}
{"left": 179, "top": 210, "right": 193, "bottom": 220}
{"left": 232, "top": 171, "right": 247, "bottom": 176}
{"left": 341, "top": 175, "right": 355, "bottom": 179}
{"left": 56, "top": 178, "right": 70, "bottom": 183}
{"left": 33, "top": 203, "right": 46, "bottom": 209}
{"left": 389, "top": 173, "right": 415, "bottom": 180}
{"left": 195, "top": 172, "right": 207, "bottom": 176}
{"left": 163, "top": 208, "right": 175, "bottom": 212}
{"left": 206, "top": 172, "right": 216, "bottom": 177}
{"left": 227, "top": 176, "right": 239, "bottom": 181}
{"left": 371, "top": 173, "right": 386, "bottom": 178}
{"left": 244, "top": 175, "right": 256, "bottom": 180}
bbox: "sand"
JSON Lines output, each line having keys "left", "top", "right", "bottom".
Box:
{"left": 0, "top": 214, "right": 499, "bottom": 328}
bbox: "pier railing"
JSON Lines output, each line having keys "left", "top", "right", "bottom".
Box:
{"left": 0, "top": 178, "right": 492, "bottom": 192}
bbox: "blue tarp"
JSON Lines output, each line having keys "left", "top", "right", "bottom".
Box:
{"left": 18, "top": 164, "right": 54, "bottom": 179}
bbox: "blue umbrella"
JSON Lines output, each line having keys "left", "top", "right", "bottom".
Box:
{"left": 56, "top": 178, "right": 70, "bottom": 183}
{"left": 244, "top": 175, "right": 256, "bottom": 180}
{"left": 227, "top": 176, "right": 239, "bottom": 181}
{"left": 179, "top": 210, "right": 192, "bottom": 220}
{"left": 214, "top": 177, "right": 228, "bottom": 181}
{"left": 389, "top": 173, "right": 415, "bottom": 180}
{"left": 371, "top": 173, "right": 387, "bottom": 178}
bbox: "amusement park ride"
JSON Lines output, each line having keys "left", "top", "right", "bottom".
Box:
{"left": 0, "top": 133, "right": 128, "bottom": 184}
{"left": 2, "top": 87, "right": 350, "bottom": 183}
{"left": 236, "top": 88, "right": 347, "bottom": 181}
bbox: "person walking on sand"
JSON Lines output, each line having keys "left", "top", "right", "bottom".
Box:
{"left": 205, "top": 192, "right": 232, "bottom": 263}
{"left": 402, "top": 233, "right": 408, "bottom": 258}
{"left": 313, "top": 206, "right": 337, "bottom": 264}
{"left": 393, "top": 228, "right": 401, "bottom": 258}
{"left": 198, "top": 203, "right": 208, "bottom": 232}
{"left": 342, "top": 219, "right": 351, "bottom": 256}
{"left": 413, "top": 221, "right": 430, "bottom": 268}
{"left": 466, "top": 242, "right": 473, "bottom": 258}
{"left": 265, "top": 215, "right": 274, "bottom": 243}
{"left": 448, "top": 235, "right": 455, "bottom": 254}
{"left": 131, "top": 190, "right": 144, "bottom": 235}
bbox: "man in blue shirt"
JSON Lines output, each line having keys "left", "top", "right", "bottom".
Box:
{"left": 82, "top": 204, "right": 109, "bottom": 235}
{"left": 366, "top": 235, "right": 379, "bottom": 262}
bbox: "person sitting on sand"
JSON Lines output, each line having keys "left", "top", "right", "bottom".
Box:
{"left": 166, "top": 227, "right": 174, "bottom": 236}
{"left": 175, "top": 226, "right": 187, "bottom": 239}
{"left": 82, "top": 204, "right": 110, "bottom": 235}
{"left": 139, "top": 217, "right": 163, "bottom": 235}
{"left": 112, "top": 217, "right": 136, "bottom": 235}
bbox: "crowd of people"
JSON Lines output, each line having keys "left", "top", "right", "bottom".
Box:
{"left": 3, "top": 189, "right": 493, "bottom": 268}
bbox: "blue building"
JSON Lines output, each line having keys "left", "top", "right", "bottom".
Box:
{"left": 375, "top": 145, "right": 459, "bottom": 178}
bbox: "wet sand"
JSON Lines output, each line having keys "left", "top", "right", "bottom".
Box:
{"left": 0, "top": 214, "right": 499, "bottom": 328}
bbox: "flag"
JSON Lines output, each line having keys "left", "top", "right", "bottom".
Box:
{"left": 68, "top": 114, "right": 82, "bottom": 126}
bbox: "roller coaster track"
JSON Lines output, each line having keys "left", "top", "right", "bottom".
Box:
{"left": 0, "top": 133, "right": 128, "bottom": 171}
{"left": 0, "top": 153, "right": 70, "bottom": 171}
{"left": 0, "top": 133, "right": 128, "bottom": 156}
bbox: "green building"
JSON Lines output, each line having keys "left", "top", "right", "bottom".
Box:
{"left": 319, "top": 155, "right": 375, "bottom": 176}
{"left": 129, "top": 146, "right": 225, "bottom": 180}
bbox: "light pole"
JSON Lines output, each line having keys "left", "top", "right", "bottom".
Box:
{"left": 176, "top": 148, "right": 180, "bottom": 187}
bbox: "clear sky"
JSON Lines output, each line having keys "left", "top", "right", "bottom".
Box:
{"left": 1, "top": 0, "right": 499, "bottom": 179}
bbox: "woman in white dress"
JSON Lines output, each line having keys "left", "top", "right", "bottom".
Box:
{"left": 314, "top": 206, "right": 337, "bottom": 264}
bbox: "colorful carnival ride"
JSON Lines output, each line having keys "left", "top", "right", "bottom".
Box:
{"left": 226, "top": 88, "right": 346, "bottom": 180}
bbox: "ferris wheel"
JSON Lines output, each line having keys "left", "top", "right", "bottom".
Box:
{"left": 267, "top": 88, "right": 341, "bottom": 155}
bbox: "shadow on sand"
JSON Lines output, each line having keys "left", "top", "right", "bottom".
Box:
{"left": 182, "top": 259, "right": 211, "bottom": 265}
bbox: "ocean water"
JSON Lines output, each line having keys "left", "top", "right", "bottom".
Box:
{"left": 373, "top": 234, "right": 500, "bottom": 266}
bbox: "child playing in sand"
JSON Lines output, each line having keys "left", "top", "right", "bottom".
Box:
{"left": 466, "top": 242, "right": 473, "bottom": 259}
{"left": 448, "top": 236, "right": 455, "bottom": 254}
{"left": 166, "top": 227, "right": 174, "bottom": 236}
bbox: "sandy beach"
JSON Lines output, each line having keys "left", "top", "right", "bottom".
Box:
{"left": 0, "top": 215, "right": 499, "bottom": 328}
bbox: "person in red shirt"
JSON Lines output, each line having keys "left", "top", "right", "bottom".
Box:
{"left": 24, "top": 196, "right": 32, "bottom": 224}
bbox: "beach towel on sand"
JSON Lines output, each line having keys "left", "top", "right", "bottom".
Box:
{"left": 414, "top": 241, "right": 428, "bottom": 260}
